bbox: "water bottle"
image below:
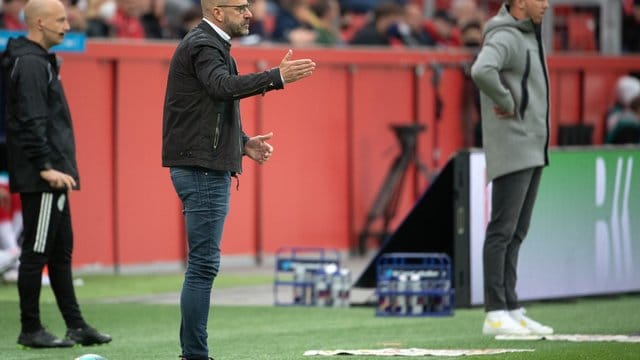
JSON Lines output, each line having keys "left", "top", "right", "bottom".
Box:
{"left": 293, "top": 265, "right": 306, "bottom": 304}
{"left": 408, "top": 273, "right": 423, "bottom": 315}
{"left": 396, "top": 273, "right": 408, "bottom": 315}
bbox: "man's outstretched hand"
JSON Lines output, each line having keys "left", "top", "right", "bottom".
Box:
{"left": 279, "top": 49, "right": 316, "bottom": 84}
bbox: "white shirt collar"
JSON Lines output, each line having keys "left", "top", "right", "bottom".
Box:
{"left": 202, "top": 17, "right": 231, "bottom": 44}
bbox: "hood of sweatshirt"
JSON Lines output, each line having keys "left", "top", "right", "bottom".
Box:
{"left": 483, "top": 3, "right": 537, "bottom": 37}
{"left": 2, "top": 36, "right": 53, "bottom": 69}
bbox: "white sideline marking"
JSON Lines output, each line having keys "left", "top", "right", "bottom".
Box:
{"left": 495, "top": 334, "right": 640, "bottom": 343}
{"left": 303, "top": 348, "right": 534, "bottom": 356}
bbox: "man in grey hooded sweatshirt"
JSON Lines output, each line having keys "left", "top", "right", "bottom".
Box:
{"left": 471, "top": 0, "right": 554, "bottom": 336}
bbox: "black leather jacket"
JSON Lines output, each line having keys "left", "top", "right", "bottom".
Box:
{"left": 162, "top": 21, "right": 284, "bottom": 173}
{"left": 3, "top": 37, "right": 80, "bottom": 193}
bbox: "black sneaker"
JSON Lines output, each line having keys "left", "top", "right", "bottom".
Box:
{"left": 17, "top": 328, "right": 76, "bottom": 348}
{"left": 66, "top": 326, "right": 112, "bottom": 346}
{"left": 178, "top": 356, "right": 214, "bottom": 360}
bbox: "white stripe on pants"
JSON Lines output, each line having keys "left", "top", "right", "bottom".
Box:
{"left": 33, "top": 193, "right": 53, "bottom": 253}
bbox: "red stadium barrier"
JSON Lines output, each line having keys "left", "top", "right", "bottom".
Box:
{"left": 59, "top": 41, "right": 640, "bottom": 269}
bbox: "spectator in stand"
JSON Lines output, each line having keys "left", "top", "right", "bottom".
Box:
{"left": 451, "top": 0, "right": 485, "bottom": 28}
{"left": 339, "top": 0, "right": 395, "bottom": 15}
{"left": 85, "top": 0, "right": 114, "bottom": 37}
{"left": 310, "top": 0, "right": 342, "bottom": 45}
{"left": 164, "top": 0, "right": 195, "bottom": 38}
{"left": 272, "top": 0, "right": 318, "bottom": 45}
{"left": 239, "top": 0, "right": 269, "bottom": 44}
{"left": 604, "top": 75, "right": 640, "bottom": 141}
{"left": 606, "top": 95, "right": 640, "bottom": 144}
{"left": 460, "top": 19, "right": 482, "bottom": 48}
{"left": 61, "top": 0, "right": 87, "bottom": 32}
{"left": 349, "top": 1, "right": 405, "bottom": 46}
{"left": 423, "top": 9, "right": 460, "bottom": 47}
{"left": 111, "top": 0, "right": 147, "bottom": 38}
{"left": 0, "top": 0, "right": 27, "bottom": 30}
{"left": 340, "top": 0, "right": 378, "bottom": 14}
{"left": 0, "top": 172, "right": 22, "bottom": 283}
{"left": 139, "top": 0, "right": 165, "bottom": 38}
{"left": 623, "top": 0, "right": 640, "bottom": 53}
{"left": 403, "top": 2, "right": 435, "bottom": 46}
{"left": 176, "top": 5, "right": 201, "bottom": 38}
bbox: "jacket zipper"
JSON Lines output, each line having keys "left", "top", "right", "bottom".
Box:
{"left": 519, "top": 50, "right": 530, "bottom": 120}
{"left": 213, "top": 113, "right": 221, "bottom": 149}
{"left": 238, "top": 116, "right": 243, "bottom": 158}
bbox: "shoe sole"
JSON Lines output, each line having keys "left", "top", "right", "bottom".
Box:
{"left": 482, "top": 327, "right": 531, "bottom": 336}
{"left": 72, "top": 339, "right": 113, "bottom": 346}
{"left": 483, "top": 330, "right": 532, "bottom": 336}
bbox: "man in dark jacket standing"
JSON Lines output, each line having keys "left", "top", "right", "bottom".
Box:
{"left": 162, "top": 0, "right": 315, "bottom": 359}
{"left": 4, "top": 0, "right": 111, "bottom": 349}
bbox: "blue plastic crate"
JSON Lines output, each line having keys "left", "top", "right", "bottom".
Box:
{"left": 273, "top": 247, "right": 349, "bottom": 307}
{"left": 375, "top": 253, "right": 454, "bottom": 317}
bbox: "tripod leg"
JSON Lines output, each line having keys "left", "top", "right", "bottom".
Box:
{"left": 380, "top": 166, "right": 408, "bottom": 246}
{"left": 357, "top": 156, "right": 404, "bottom": 255}
{"left": 358, "top": 124, "right": 426, "bottom": 255}
{"left": 358, "top": 215, "right": 376, "bottom": 255}
{"left": 367, "top": 154, "right": 410, "bottom": 222}
{"left": 415, "top": 159, "right": 430, "bottom": 179}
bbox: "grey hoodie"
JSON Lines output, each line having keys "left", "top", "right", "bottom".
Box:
{"left": 471, "top": 3, "right": 550, "bottom": 181}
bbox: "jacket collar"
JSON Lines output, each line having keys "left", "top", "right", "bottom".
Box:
{"left": 197, "top": 20, "right": 231, "bottom": 49}
{"left": 4, "top": 36, "right": 60, "bottom": 72}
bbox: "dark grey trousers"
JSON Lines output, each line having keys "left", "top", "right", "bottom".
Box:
{"left": 483, "top": 167, "right": 542, "bottom": 312}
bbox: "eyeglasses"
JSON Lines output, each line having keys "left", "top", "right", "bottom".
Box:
{"left": 216, "top": 3, "right": 251, "bottom": 14}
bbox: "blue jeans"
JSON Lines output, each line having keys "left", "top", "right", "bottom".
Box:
{"left": 170, "top": 166, "right": 231, "bottom": 360}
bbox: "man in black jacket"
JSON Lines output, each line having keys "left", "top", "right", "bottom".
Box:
{"left": 162, "top": 1, "right": 315, "bottom": 359}
{"left": 4, "top": 0, "right": 111, "bottom": 349}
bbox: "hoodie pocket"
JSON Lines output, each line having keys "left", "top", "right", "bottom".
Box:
{"left": 519, "top": 50, "right": 531, "bottom": 120}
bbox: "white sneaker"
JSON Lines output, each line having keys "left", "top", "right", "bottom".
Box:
{"left": 509, "top": 308, "right": 554, "bottom": 335}
{"left": 0, "top": 250, "right": 19, "bottom": 274}
{"left": 483, "top": 310, "right": 532, "bottom": 336}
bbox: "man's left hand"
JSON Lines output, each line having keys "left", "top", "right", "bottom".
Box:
{"left": 245, "top": 132, "right": 274, "bottom": 164}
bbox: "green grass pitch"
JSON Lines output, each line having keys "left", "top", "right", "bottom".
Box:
{"left": 0, "top": 273, "right": 639, "bottom": 359}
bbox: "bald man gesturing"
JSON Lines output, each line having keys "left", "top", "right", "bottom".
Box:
{"left": 162, "top": 0, "right": 315, "bottom": 359}
{"left": 3, "top": 0, "right": 111, "bottom": 348}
